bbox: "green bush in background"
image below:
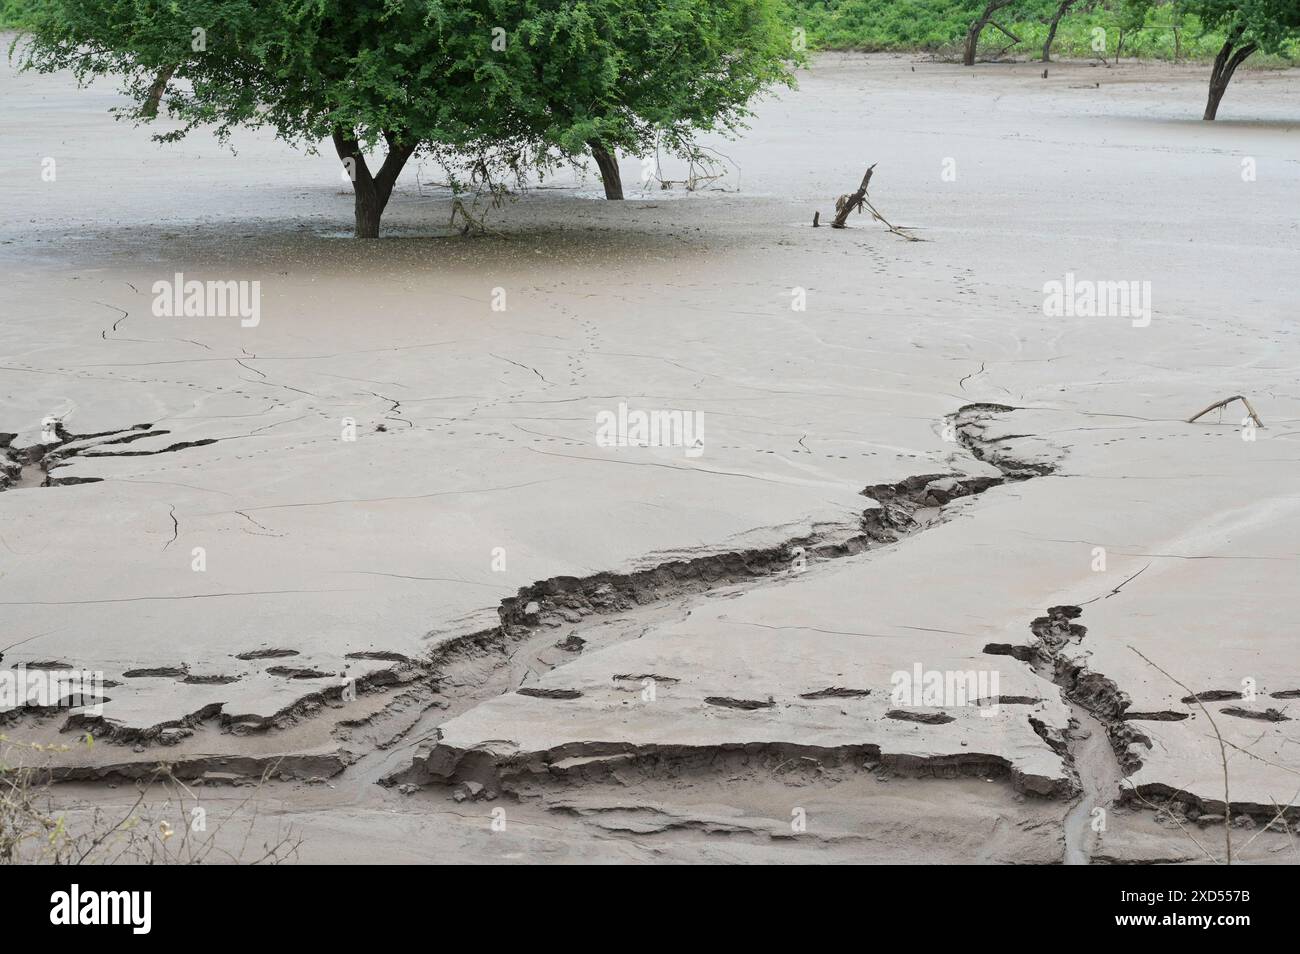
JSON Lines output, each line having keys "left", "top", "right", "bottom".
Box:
{"left": 787, "top": 0, "right": 1299, "bottom": 63}
{"left": 1, "top": 0, "right": 34, "bottom": 29}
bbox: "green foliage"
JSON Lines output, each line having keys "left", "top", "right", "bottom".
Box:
{"left": 489, "top": 0, "right": 797, "bottom": 158}
{"left": 1135, "top": 0, "right": 1300, "bottom": 53}
{"left": 1006, "top": 3, "right": 1237, "bottom": 60}
{"left": 785, "top": 0, "right": 986, "bottom": 51}
{"left": 14, "top": 1, "right": 516, "bottom": 152}
{"left": 785, "top": 0, "right": 1300, "bottom": 61}
{"left": 12, "top": 0, "right": 797, "bottom": 167}
{"left": 0, "top": 0, "right": 36, "bottom": 28}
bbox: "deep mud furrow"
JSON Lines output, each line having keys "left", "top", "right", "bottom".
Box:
{"left": 495, "top": 404, "right": 1046, "bottom": 639}
{"left": 8, "top": 405, "right": 1072, "bottom": 811}
{"left": 392, "top": 737, "right": 1067, "bottom": 799}
{"left": 382, "top": 404, "right": 1069, "bottom": 795}
{"left": 333, "top": 403, "right": 1053, "bottom": 789}
{"left": 993, "top": 606, "right": 1128, "bottom": 864}
{"left": 990, "top": 599, "right": 1297, "bottom": 862}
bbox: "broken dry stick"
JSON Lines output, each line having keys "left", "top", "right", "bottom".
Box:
{"left": 828, "top": 164, "right": 921, "bottom": 241}
{"left": 1187, "top": 395, "right": 1263, "bottom": 428}
{"left": 831, "top": 165, "right": 875, "bottom": 228}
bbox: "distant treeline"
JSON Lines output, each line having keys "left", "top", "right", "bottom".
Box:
{"left": 787, "top": 0, "right": 1300, "bottom": 63}
{"left": 3, "top": 0, "right": 1297, "bottom": 66}
{"left": 0, "top": 0, "right": 28, "bottom": 28}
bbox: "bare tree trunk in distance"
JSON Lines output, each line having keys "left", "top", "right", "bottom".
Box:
{"left": 1042, "top": 0, "right": 1079, "bottom": 63}
{"left": 1203, "top": 34, "right": 1258, "bottom": 120}
{"left": 964, "top": 0, "right": 1018, "bottom": 65}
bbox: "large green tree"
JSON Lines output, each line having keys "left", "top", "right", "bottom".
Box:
{"left": 13, "top": 0, "right": 797, "bottom": 233}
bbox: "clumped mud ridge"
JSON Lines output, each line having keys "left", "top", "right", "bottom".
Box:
{"left": 388, "top": 400, "right": 1295, "bottom": 853}
{"left": 10, "top": 404, "right": 1077, "bottom": 802}
{"left": 987, "top": 606, "right": 1140, "bottom": 766}
{"left": 370, "top": 403, "right": 1051, "bottom": 749}
{"left": 383, "top": 404, "right": 1078, "bottom": 800}
{"left": 8, "top": 400, "right": 1289, "bottom": 856}
{"left": 1003, "top": 597, "right": 1299, "bottom": 849}
{"left": 498, "top": 407, "right": 1026, "bottom": 633}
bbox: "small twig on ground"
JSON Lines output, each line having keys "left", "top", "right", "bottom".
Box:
{"left": 863, "top": 196, "right": 922, "bottom": 242}
{"left": 1125, "top": 784, "right": 1221, "bottom": 864}
{"left": 1187, "top": 395, "right": 1264, "bottom": 428}
{"left": 449, "top": 193, "right": 507, "bottom": 237}
{"left": 1237, "top": 785, "right": 1300, "bottom": 856}
{"left": 638, "top": 141, "right": 737, "bottom": 195}
{"left": 2, "top": 740, "right": 301, "bottom": 864}
{"left": 1129, "top": 645, "right": 1233, "bottom": 864}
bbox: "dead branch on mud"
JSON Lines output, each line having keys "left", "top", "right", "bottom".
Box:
{"left": 449, "top": 194, "right": 507, "bottom": 237}
{"left": 1123, "top": 732, "right": 1298, "bottom": 864}
{"left": 639, "top": 143, "right": 739, "bottom": 194}
{"left": 831, "top": 165, "right": 874, "bottom": 228}
{"left": 824, "top": 165, "right": 921, "bottom": 241}
{"left": 1188, "top": 395, "right": 1264, "bottom": 428}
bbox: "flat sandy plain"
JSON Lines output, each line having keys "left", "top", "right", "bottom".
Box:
{"left": 2, "top": 47, "right": 1298, "bottom": 864}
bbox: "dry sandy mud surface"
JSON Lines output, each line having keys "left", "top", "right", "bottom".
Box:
{"left": 2, "top": 50, "right": 1298, "bottom": 864}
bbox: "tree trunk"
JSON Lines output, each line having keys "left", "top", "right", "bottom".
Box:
{"left": 588, "top": 140, "right": 623, "bottom": 200}
{"left": 963, "top": 19, "right": 985, "bottom": 66}
{"left": 1042, "top": 0, "right": 1078, "bottom": 63}
{"left": 964, "top": 0, "right": 1017, "bottom": 66}
{"left": 1203, "top": 36, "right": 1258, "bottom": 121}
{"left": 331, "top": 129, "right": 417, "bottom": 238}
{"left": 353, "top": 182, "right": 384, "bottom": 239}
{"left": 142, "top": 65, "right": 176, "bottom": 118}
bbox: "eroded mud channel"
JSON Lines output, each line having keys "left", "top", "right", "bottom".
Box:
{"left": 5, "top": 396, "right": 1294, "bottom": 864}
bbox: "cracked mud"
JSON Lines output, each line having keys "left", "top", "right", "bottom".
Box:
{"left": 3, "top": 51, "right": 1298, "bottom": 865}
